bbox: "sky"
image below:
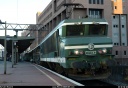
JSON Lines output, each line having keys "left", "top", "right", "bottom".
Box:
{"left": 0, "top": 0, "right": 52, "bottom": 36}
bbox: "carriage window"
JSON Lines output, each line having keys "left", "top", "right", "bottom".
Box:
{"left": 66, "top": 25, "right": 84, "bottom": 36}
{"left": 89, "top": 24, "right": 107, "bottom": 36}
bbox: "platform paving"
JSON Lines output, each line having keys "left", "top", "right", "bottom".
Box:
{"left": 0, "top": 61, "right": 76, "bottom": 86}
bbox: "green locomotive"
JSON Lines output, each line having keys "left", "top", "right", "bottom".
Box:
{"left": 32, "top": 18, "right": 114, "bottom": 80}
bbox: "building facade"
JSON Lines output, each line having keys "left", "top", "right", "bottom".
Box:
{"left": 112, "top": 0, "right": 128, "bottom": 65}
{"left": 21, "top": 25, "right": 38, "bottom": 52}
{"left": 26, "top": 0, "right": 128, "bottom": 65}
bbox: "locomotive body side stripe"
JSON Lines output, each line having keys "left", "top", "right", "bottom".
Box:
{"left": 40, "top": 57, "right": 66, "bottom": 63}
{"left": 64, "top": 44, "right": 113, "bottom": 50}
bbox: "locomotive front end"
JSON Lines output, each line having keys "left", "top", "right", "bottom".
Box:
{"left": 64, "top": 37, "right": 114, "bottom": 80}
{"left": 60, "top": 19, "right": 115, "bottom": 80}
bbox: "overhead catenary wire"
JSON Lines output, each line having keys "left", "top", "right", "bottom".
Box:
{"left": 17, "top": 0, "right": 19, "bottom": 23}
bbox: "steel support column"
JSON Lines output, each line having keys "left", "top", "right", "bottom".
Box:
{"left": 4, "top": 21, "right": 7, "bottom": 74}
{"left": 12, "top": 41, "right": 14, "bottom": 68}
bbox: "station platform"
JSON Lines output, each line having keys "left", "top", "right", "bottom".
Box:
{"left": 0, "top": 61, "right": 81, "bottom": 86}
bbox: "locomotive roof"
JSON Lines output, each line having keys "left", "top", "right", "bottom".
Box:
{"left": 63, "top": 18, "right": 108, "bottom": 24}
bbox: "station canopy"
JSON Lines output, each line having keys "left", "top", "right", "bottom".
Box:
{"left": 0, "top": 36, "right": 35, "bottom": 54}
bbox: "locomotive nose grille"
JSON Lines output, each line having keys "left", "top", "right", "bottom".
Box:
{"left": 72, "top": 61, "right": 98, "bottom": 69}
{"left": 72, "top": 61, "right": 87, "bottom": 68}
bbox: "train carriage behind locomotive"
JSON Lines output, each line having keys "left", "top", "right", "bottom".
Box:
{"left": 36, "top": 18, "right": 114, "bottom": 80}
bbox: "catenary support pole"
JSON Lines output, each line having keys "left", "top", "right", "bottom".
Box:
{"left": 4, "top": 21, "right": 7, "bottom": 74}
{"left": 12, "top": 41, "right": 14, "bottom": 68}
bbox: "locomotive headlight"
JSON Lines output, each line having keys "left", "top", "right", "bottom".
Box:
{"left": 74, "top": 50, "right": 79, "bottom": 55}
{"left": 102, "top": 48, "right": 107, "bottom": 54}
{"left": 98, "top": 50, "right": 103, "bottom": 54}
{"left": 80, "top": 51, "right": 84, "bottom": 55}
{"left": 98, "top": 49, "right": 107, "bottom": 54}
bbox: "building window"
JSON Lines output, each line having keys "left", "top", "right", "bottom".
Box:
{"left": 97, "top": 0, "right": 99, "bottom": 4}
{"left": 113, "top": 25, "right": 118, "bottom": 28}
{"left": 116, "top": 25, "right": 118, "bottom": 28}
{"left": 89, "top": 0, "right": 104, "bottom": 4}
{"left": 114, "top": 43, "right": 117, "bottom": 46}
{"left": 115, "top": 6, "right": 117, "bottom": 9}
{"left": 113, "top": 16, "right": 115, "bottom": 19}
{"left": 124, "top": 51, "right": 127, "bottom": 55}
{"left": 93, "top": 0, "right": 96, "bottom": 4}
{"left": 89, "top": 9, "right": 102, "bottom": 18}
{"left": 116, "top": 51, "right": 118, "bottom": 55}
{"left": 122, "top": 43, "right": 125, "bottom": 46}
{"left": 101, "top": 0, "right": 104, "bottom": 4}
{"left": 114, "top": 43, "right": 120, "bottom": 46}
{"left": 89, "top": 0, "right": 92, "bottom": 4}
{"left": 122, "top": 25, "right": 124, "bottom": 28}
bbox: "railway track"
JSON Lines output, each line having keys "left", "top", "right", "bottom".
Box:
{"left": 76, "top": 79, "right": 117, "bottom": 86}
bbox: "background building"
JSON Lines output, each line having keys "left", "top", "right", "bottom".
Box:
{"left": 21, "top": 25, "right": 38, "bottom": 52}
{"left": 112, "top": 0, "right": 128, "bottom": 65}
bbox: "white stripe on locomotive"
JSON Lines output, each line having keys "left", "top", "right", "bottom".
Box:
{"left": 65, "top": 44, "right": 113, "bottom": 50}
{"left": 40, "top": 57, "right": 66, "bottom": 63}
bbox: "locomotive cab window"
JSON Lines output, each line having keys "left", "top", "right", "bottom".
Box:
{"left": 66, "top": 25, "right": 84, "bottom": 36}
{"left": 88, "top": 24, "right": 107, "bottom": 36}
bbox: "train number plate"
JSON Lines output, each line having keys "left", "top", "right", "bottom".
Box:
{"left": 85, "top": 51, "right": 96, "bottom": 55}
